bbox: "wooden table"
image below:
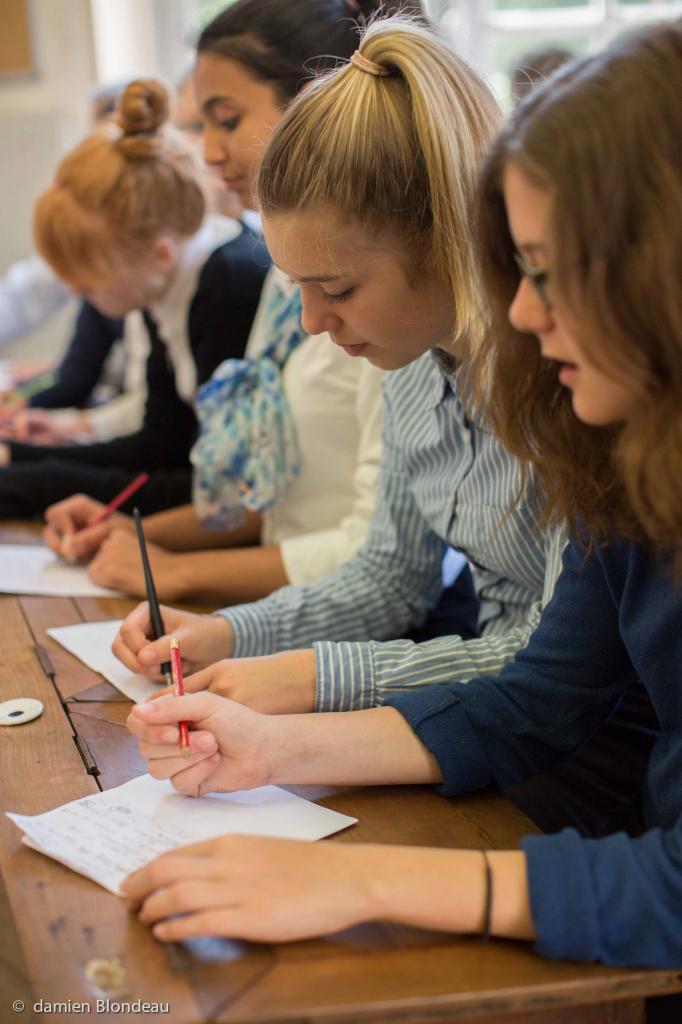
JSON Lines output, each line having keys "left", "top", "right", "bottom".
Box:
{"left": 1, "top": 523, "right": 680, "bottom": 1024}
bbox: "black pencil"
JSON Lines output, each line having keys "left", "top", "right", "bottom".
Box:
{"left": 132, "top": 507, "right": 173, "bottom": 688}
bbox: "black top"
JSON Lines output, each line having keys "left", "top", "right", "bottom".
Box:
{"left": 28, "top": 302, "right": 123, "bottom": 409}
{"left": 10, "top": 229, "right": 269, "bottom": 471}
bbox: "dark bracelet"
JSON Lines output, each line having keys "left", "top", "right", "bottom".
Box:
{"left": 480, "top": 850, "right": 493, "bottom": 942}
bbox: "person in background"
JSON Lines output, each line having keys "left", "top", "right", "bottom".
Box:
{"left": 0, "top": 78, "right": 265, "bottom": 516}
{"left": 0, "top": 81, "right": 126, "bottom": 350}
{"left": 0, "top": 73, "right": 237, "bottom": 449}
{"left": 124, "top": 21, "right": 682, "bottom": 992}
{"left": 510, "top": 45, "right": 573, "bottom": 106}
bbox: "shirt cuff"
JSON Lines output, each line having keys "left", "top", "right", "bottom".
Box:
{"left": 215, "top": 602, "right": 275, "bottom": 658}
{"left": 314, "top": 641, "right": 377, "bottom": 712}
{"left": 384, "top": 685, "right": 492, "bottom": 796}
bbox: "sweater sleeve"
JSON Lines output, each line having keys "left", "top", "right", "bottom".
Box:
{"left": 521, "top": 822, "right": 682, "bottom": 966}
{"left": 28, "top": 302, "right": 123, "bottom": 409}
{"left": 385, "top": 540, "right": 636, "bottom": 794}
{"left": 385, "top": 541, "right": 682, "bottom": 967}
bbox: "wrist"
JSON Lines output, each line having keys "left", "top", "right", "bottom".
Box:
{"left": 166, "top": 554, "right": 194, "bottom": 603}
{"left": 274, "top": 649, "right": 317, "bottom": 713}
{"left": 259, "top": 712, "right": 291, "bottom": 785}
{"left": 366, "top": 847, "right": 491, "bottom": 935}
{"left": 210, "top": 613, "right": 234, "bottom": 660}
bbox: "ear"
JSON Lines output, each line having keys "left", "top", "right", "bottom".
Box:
{"left": 149, "top": 235, "right": 178, "bottom": 270}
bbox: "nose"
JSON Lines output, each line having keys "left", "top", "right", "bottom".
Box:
{"left": 508, "top": 277, "right": 554, "bottom": 336}
{"left": 202, "top": 122, "right": 227, "bottom": 167}
{"left": 299, "top": 286, "right": 342, "bottom": 337}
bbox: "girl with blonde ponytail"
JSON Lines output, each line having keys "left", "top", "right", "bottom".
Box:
{"left": 116, "top": 19, "right": 569, "bottom": 724}
{"left": 258, "top": 16, "right": 499, "bottom": 349}
{"left": 0, "top": 79, "right": 266, "bottom": 516}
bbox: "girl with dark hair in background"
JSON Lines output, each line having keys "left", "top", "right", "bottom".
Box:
{"left": 42, "top": 1, "right": 408, "bottom": 606}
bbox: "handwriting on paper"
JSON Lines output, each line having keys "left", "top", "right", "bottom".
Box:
{"left": 8, "top": 774, "right": 357, "bottom": 895}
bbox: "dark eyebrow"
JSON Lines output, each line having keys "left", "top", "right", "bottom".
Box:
{"left": 201, "top": 95, "right": 238, "bottom": 115}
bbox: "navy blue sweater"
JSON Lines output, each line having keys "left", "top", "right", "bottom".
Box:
{"left": 386, "top": 535, "right": 682, "bottom": 967}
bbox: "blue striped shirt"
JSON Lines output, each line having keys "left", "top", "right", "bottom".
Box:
{"left": 220, "top": 350, "right": 566, "bottom": 709}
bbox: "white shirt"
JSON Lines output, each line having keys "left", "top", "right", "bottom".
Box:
{"left": 247, "top": 268, "right": 383, "bottom": 586}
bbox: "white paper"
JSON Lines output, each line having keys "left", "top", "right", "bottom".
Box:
{"left": 47, "top": 619, "right": 158, "bottom": 703}
{"left": 0, "top": 545, "right": 122, "bottom": 598}
{"left": 7, "top": 774, "right": 357, "bottom": 895}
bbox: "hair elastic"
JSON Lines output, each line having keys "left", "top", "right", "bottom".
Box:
{"left": 350, "top": 50, "right": 391, "bottom": 77}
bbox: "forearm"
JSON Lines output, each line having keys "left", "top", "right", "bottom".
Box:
{"left": 162, "top": 544, "right": 289, "bottom": 604}
{"left": 365, "top": 845, "right": 534, "bottom": 940}
{"left": 144, "top": 504, "right": 262, "bottom": 552}
{"left": 267, "top": 706, "right": 442, "bottom": 787}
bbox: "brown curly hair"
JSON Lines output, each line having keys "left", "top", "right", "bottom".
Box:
{"left": 472, "top": 20, "right": 682, "bottom": 573}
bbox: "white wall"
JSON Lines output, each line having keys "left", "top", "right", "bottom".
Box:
{"left": 0, "top": 0, "right": 96, "bottom": 358}
{"left": 0, "top": 0, "right": 194, "bottom": 360}
{"left": 0, "top": 0, "right": 95, "bottom": 271}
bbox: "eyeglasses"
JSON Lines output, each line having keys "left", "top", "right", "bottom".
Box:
{"left": 513, "top": 252, "right": 552, "bottom": 310}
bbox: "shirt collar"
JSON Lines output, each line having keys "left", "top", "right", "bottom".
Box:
{"left": 427, "top": 348, "right": 460, "bottom": 408}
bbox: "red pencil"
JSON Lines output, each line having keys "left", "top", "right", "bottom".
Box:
{"left": 169, "top": 637, "right": 190, "bottom": 754}
{"left": 86, "top": 472, "right": 150, "bottom": 529}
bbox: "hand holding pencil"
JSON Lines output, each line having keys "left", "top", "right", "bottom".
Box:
{"left": 42, "top": 474, "right": 148, "bottom": 561}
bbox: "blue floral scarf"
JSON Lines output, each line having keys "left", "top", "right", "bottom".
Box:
{"left": 190, "top": 275, "right": 306, "bottom": 529}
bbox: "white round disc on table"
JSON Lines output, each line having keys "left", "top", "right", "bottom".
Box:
{"left": 0, "top": 698, "right": 44, "bottom": 726}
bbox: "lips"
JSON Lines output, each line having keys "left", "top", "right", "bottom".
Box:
{"left": 340, "top": 343, "right": 368, "bottom": 358}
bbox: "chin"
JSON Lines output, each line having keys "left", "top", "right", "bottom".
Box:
{"left": 571, "top": 397, "right": 618, "bottom": 428}
{"left": 373, "top": 353, "right": 415, "bottom": 372}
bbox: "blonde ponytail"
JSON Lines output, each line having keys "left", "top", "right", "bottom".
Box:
{"left": 34, "top": 79, "right": 207, "bottom": 283}
{"left": 257, "top": 17, "right": 501, "bottom": 348}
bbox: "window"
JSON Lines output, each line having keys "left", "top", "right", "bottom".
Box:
{"left": 428, "top": 0, "right": 682, "bottom": 105}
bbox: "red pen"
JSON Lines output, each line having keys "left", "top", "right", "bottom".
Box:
{"left": 169, "top": 637, "right": 190, "bottom": 754}
{"left": 86, "top": 472, "right": 150, "bottom": 529}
